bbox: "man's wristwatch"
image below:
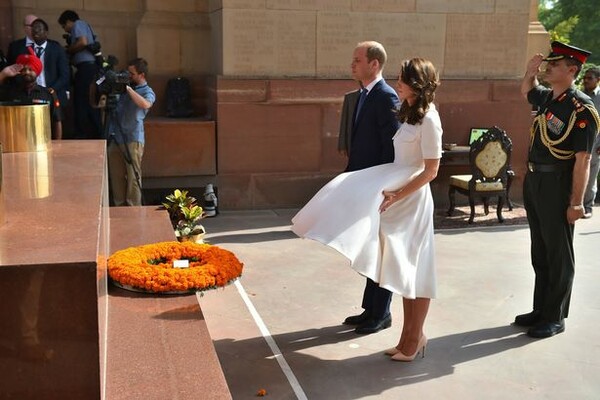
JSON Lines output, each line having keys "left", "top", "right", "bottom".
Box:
{"left": 570, "top": 204, "right": 584, "bottom": 211}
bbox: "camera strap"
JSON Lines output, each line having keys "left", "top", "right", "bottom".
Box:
{"left": 87, "top": 21, "right": 98, "bottom": 45}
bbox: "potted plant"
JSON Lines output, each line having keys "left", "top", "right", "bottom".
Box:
{"left": 162, "top": 189, "right": 206, "bottom": 242}
{"left": 162, "top": 189, "right": 195, "bottom": 225}
{"left": 175, "top": 204, "right": 206, "bottom": 242}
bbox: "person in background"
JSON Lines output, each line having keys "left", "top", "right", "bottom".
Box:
{"left": 581, "top": 66, "right": 600, "bottom": 218}
{"left": 107, "top": 58, "right": 155, "bottom": 206}
{"left": 0, "top": 64, "right": 22, "bottom": 83}
{"left": 6, "top": 14, "right": 38, "bottom": 64}
{"left": 58, "top": 9, "right": 101, "bottom": 139}
{"left": 516, "top": 41, "right": 600, "bottom": 338}
{"left": 0, "top": 50, "right": 63, "bottom": 140}
{"left": 0, "top": 49, "right": 7, "bottom": 70}
{"left": 27, "top": 18, "right": 71, "bottom": 112}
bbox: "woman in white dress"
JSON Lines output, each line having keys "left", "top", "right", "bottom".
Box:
{"left": 292, "top": 58, "right": 442, "bottom": 361}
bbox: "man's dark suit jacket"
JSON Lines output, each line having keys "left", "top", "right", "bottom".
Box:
{"left": 338, "top": 89, "right": 360, "bottom": 154}
{"left": 346, "top": 79, "right": 400, "bottom": 172}
{"left": 7, "top": 38, "right": 70, "bottom": 106}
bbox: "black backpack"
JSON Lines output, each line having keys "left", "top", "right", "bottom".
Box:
{"left": 166, "top": 77, "right": 193, "bottom": 118}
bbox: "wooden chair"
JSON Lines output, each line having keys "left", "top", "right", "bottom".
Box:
{"left": 447, "top": 126, "right": 513, "bottom": 224}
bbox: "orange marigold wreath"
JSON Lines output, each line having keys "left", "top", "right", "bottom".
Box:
{"left": 108, "top": 241, "right": 243, "bottom": 293}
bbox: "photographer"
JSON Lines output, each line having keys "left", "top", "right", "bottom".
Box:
{"left": 107, "top": 57, "right": 155, "bottom": 206}
{"left": 58, "top": 10, "right": 101, "bottom": 139}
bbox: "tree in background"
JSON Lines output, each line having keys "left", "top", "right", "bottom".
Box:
{"left": 538, "top": 0, "right": 599, "bottom": 87}
{"left": 538, "top": 0, "right": 600, "bottom": 63}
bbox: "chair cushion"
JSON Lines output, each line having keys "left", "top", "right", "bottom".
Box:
{"left": 475, "top": 142, "right": 508, "bottom": 177}
{"left": 449, "top": 174, "right": 504, "bottom": 191}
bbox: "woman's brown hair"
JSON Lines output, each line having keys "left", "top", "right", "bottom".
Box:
{"left": 395, "top": 58, "right": 440, "bottom": 125}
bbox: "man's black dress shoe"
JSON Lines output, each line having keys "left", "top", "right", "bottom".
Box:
{"left": 355, "top": 315, "right": 392, "bottom": 334}
{"left": 343, "top": 310, "right": 371, "bottom": 325}
{"left": 514, "top": 310, "right": 542, "bottom": 326}
{"left": 527, "top": 320, "right": 565, "bottom": 338}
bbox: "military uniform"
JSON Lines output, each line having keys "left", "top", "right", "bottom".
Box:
{"left": 0, "top": 82, "right": 63, "bottom": 124}
{"left": 524, "top": 84, "right": 600, "bottom": 323}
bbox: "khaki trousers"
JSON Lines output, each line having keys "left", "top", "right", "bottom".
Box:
{"left": 108, "top": 141, "right": 144, "bottom": 206}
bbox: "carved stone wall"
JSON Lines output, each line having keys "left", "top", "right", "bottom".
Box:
{"left": 215, "top": 0, "right": 532, "bottom": 79}
{"left": 4, "top": 1, "right": 549, "bottom": 209}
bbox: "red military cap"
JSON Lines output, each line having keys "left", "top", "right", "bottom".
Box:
{"left": 544, "top": 41, "right": 591, "bottom": 64}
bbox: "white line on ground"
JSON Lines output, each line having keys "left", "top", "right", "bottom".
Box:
{"left": 233, "top": 279, "right": 308, "bottom": 400}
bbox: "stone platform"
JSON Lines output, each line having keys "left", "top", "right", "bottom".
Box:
{"left": 106, "top": 206, "right": 231, "bottom": 400}
{"left": 0, "top": 141, "right": 109, "bottom": 399}
{"left": 0, "top": 142, "right": 230, "bottom": 399}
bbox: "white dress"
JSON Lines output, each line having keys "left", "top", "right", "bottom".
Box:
{"left": 291, "top": 105, "right": 443, "bottom": 299}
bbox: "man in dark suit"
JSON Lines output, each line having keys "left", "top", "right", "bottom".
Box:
{"left": 30, "top": 19, "right": 70, "bottom": 108}
{"left": 6, "top": 14, "right": 37, "bottom": 64}
{"left": 342, "top": 41, "right": 401, "bottom": 334}
{"left": 6, "top": 18, "right": 70, "bottom": 107}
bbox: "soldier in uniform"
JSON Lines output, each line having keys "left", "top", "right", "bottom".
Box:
{"left": 0, "top": 47, "right": 63, "bottom": 139}
{"left": 516, "top": 41, "right": 600, "bottom": 338}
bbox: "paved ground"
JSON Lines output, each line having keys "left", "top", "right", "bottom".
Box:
{"left": 198, "top": 207, "right": 600, "bottom": 400}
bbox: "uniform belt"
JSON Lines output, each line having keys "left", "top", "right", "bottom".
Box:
{"left": 527, "top": 162, "right": 573, "bottom": 173}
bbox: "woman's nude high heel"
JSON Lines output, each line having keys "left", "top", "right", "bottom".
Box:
{"left": 390, "top": 336, "right": 427, "bottom": 362}
{"left": 384, "top": 347, "right": 400, "bottom": 356}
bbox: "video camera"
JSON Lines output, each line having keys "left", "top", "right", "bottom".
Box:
{"left": 95, "top": 55, "right": 130, "bottom": 97}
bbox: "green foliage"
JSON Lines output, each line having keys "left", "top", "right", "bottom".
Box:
{"left": 538, "top": 0, "right": 600, "bottom": 64}
{"left": 162, "top": 189, "right": 198, "bottom": 227}
{"left": 548, "top": 15, "right": 579, "bottom": 43}
{"left": 162, "top": 189, "right": 205, "bottom": 237}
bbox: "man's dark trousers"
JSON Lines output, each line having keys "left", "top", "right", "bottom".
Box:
{"left": 361, "top": 278, "right": 392, "bottom": 319}
{"left": 73, "top": 61, "right": 102, "bottom": 139}
{"left": 523, "top": 170, "right": 574, "bottom": 322}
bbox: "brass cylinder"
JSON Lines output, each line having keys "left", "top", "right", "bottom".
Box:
{"left": 0, "top": 103, "right": 52, "bottom": 153}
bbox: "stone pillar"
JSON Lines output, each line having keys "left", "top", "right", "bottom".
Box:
{"left": 526, "top": 0, "right": 550, "bottom": 62}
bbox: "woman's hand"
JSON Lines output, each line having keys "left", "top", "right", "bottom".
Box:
{"left": 379, "top": 190, "right": 400, "bottom": 213}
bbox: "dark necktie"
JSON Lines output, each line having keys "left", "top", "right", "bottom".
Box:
{"left": 355, "top": 89, "right": 368, "bottom": 121}
{"left": 34, "top": 45, "right": 43, "bottom": 58}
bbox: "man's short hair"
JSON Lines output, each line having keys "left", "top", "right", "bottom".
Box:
{"left": 564, "top": 58, "right": 583, "bottom": 78}
{"left": 32, "top": 18, "right": 49, "bottom": 32}
{"left": 357, "top": 41, "right": 387, "bottom": 70}
{"left": 585, "top": 66, "right": 600, "bottom": 79}
{"left": 128, "top": 58, "right": 148, "bottom": 76}
{"left": 58, "top": 10, "right": 79, "bottom": 25}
